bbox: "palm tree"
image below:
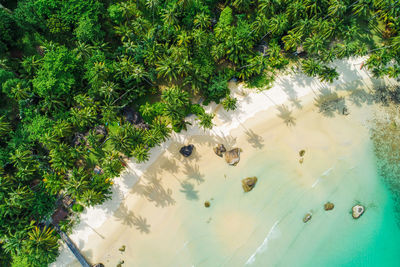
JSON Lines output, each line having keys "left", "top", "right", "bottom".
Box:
{"left": 194, "top": 12, "right": 210, "bottom": 29}
{"left": 65, "top": 168, "right": 91, "bottom": 201}
{"left": 303, "top": 35, "right": 325, "bottom": 55}
{"left": 49, "top": 143, "right": 75, "bottom": 174}
{"left": 222, "top": 95, "right": 237, "bottom": 111}
{"left": 132, "top": 144, "right": 150, "bottom": 163}
{"left": 156, "top": 57, "right": 180, "bottom": 81}
{"left": 152, "top": 118, "right": 171, "bottom": 142}
{"left": 109, "top": 125, "right": 134, "bottom": 156}
{"left": 197, "top": 112, "right": 214, "bottom": 130}
{"left": 23, "top": 226, "right": 59, "bottom": 265}
{"left": 301, "top": 59, "right": 322, "bottom": 77}
{"left": 53, "top": 120, "right": 73, "bottom": 139}
{"left": 0, "top": 116, "right": 11, "bottom": 137}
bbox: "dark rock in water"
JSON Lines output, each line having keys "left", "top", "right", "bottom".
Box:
{"left": 204, "top": 201, "right": 210, "bottom": 208}
{"left": 352, "top": 205, "right": 365, "bottom": 219}
{"left": 299, "top": 149, "right": 306, "bottom": 157}
{"left": 119, "top": 245, "right": 126, "bottom": 252}
{"left": 324, "top": 202, "right": 334, "bottom": 211}
{"left": 213, "top": 144, "right": 226, "bottom": 157}
{"left": 180, "top": 144, "right": 194, "bottom": 157}
{"left": 225, "top": 148, "right": 241, "bottom": 165}
{"left": 72, "top": 133, "right": 87, "bottom": 147}
{"left": 242, "top": 177, "right": 258, "bottom": 192}
{"left": 303, "top": 213, "right": 312, "bottom": 223}
{"left": 117, "top": 260, "right": 124, "bottom": 267}
{"left": 92, "top": 264, "right": 104, "bottom": 267}
{"left": 299, "top": 158, "right": 304, "bottom": 164}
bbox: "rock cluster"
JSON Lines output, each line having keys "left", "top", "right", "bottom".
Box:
{"left": 179, "top": 144, "right": 194, "bottom": 157}
{"left": 213, "top": 144, "right": 226, "bottom": 157}
{"left": 225, "top": 148, "right": 241, "bottom": 165}
{"left": 352, "top": 205, "right": 365, "bottom": 219}
{"left": 242, "top": 177, "right": 258, "bottom": 192}
{"left": 324, "top": 202, "right": 334, "bottom": 211}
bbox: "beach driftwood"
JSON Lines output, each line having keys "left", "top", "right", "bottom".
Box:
{"left": 225, "top": 148, "right": 241, "bottom": 165}
{"left": 180, "top": 144, "right": 194, "bottom": 157}
{"left": 213, "top": 144, "right": 226, "bottom": 157}
{"left": 303, "top": 213, "right": 312, "bottom": 223}
{"left": 352, "top": 205, "right": 365, "bottom": 219}
{"left": 242, "top": 177, "right": 257, "bottom": 192}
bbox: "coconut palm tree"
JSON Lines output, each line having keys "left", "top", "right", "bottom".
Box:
{"left": 0, "top": 116, "right": 11, "bottom": 137}
{"left": 132, "top": 144, "right": 150, "bottom": 163}
{"left": 222, "top": 95, "right": 238, "bottom": 111}
{"left": 197, "top": 112, "right": 214, "bottom": 130}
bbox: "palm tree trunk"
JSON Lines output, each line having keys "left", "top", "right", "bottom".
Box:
{"left": 54, "top": 225, "right": 91, "bottom": 267}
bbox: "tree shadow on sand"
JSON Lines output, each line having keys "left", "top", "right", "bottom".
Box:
{"left": 131, "top": 174, "right": 176, "bottom": 208}
{"left": 179, "top": 181, "right": 199, "bottom": 201}
{"left": 245, "top": 129, "right": 264, "bottom": 149}
{"left": 183, "top": 163, "right": 205, "bottom": 185}
{"left": 314, "top": 88, "right": 347, "bottom": 117}
{"left": 132, "top": 215, "right": 151, "bottom": 234}
{"left": 276, "top": 104, "right": 296, "bottom": 126}
{"left": 113, "top": 204, "right": 151, "bottom": 234}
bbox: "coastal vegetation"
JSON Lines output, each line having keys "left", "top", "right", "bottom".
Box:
{"left": 0, "top": 0, "right": 399, "bottom": 265}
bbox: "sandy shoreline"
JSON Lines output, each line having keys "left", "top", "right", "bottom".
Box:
{"left": 52, "top": 57, "right": 397, "bottom": 266}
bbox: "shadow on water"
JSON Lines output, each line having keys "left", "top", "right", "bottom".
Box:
{"left": 179, "top": 181, "right": 199, "bottom": 200}
{"left": 183, "top": 163, "right": 205, "bottom": 185}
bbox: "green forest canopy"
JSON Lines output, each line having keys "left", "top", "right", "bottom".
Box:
{"left": 0, "top": 0, "right": 399, "bottom": 265}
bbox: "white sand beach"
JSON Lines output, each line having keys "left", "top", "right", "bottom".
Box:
{"left": 52, "top": 57, "right": 400, "bottom": 267}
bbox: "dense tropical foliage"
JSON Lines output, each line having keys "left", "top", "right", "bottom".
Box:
{"left": 0, "top": 0, "right": 399, "bottom": 265}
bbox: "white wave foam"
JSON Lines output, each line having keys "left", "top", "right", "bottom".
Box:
{"left": 245, "top": 220, "right": 280, "bottom": 265}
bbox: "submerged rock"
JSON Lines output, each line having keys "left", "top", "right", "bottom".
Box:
{"left": 352, "top": 205, "right": 365, "bottom": 219}
{"left": 324, "top": 202, "right": 334, "bottom": 211}
{"left": 299, "top": 158, "right": 304, "bottom": 164}
{"left": 92, "top": 264, "right": 104, "bottom": 267}
{"left": 204, "top": 201, "right": 210, "bottom": 208}
{"left": 213, "top": 144, "right": 226, "bottom": 157}
{"left": 303, "top": 213, "right": 312, "bottom": 223}
{"left": 180, "top": 144, "right": 194, "bottom": 157}
{"left": 242, "top": 177, "right": 258, "bottom": 192}
{"left": 299, "top": 149, "right": 306, "bottom": 157}
{"left": 119, "top": 245, "right": 126, "bottom": 252}
{"left": 225, "top": 148, "right": 241, "bottom": 165}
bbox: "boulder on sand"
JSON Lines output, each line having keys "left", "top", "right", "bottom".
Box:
{"left": 303, "top": 213, "right": 312, "bottom": 223}
{"left": 180, "top": 144, "right": 194, "bottom": 157}
{"left": 242, "top": 177, "right": 258, "bottom": 192}
{"left": 225, "top": 148, "right": 241, "bottom": 165}
{"left": 324, "top": 202, "right": 334, "bottom": 211}
{"left": 352, "top": 205, "right": 365, "bottom": 219}
{"left": 204, "top": 201, "right": 210, "bottom": 208}
{"left": 213, "top": 144, "right": 226, "bottom": 157}
{"left": 299, "top": 149, "right": 306, "bottom": 157}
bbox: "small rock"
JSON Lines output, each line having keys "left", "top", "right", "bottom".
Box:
{"left": 117, "top": 260, "right": 124, "bottom": 267}
{"left": 299, "top": 158, "right": 304, "bottom": 164}
{"left": 119, "top": 245, "right": 125, "bottom": 252}
{"left": 352, "top": 205, "right": 365, "bottom": 219}
{"left": 225, "top": 148, "right": 241, "bottom": 165}
{"left": 213, "top": 144, "right": 226, "bottom": 157}
{"left": 242, "top": 177, "right": 258, "bottom": 192}
{"left": 324, "top": 202, "right": 334, "bottom": 211}
{"left": 93, "top": 264, "right": 104, "bottom": 267}
{"left": 299, "top": 150, "right": 305, "bottom": 157}
{"left": 303, "top": 213, "right": 312, "bottom": 223}
{"left": 179, "top": 144, "right": 194, "bottom": 157}
{"left": 204, "top": 201, "right": 210, "bottom": 208}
